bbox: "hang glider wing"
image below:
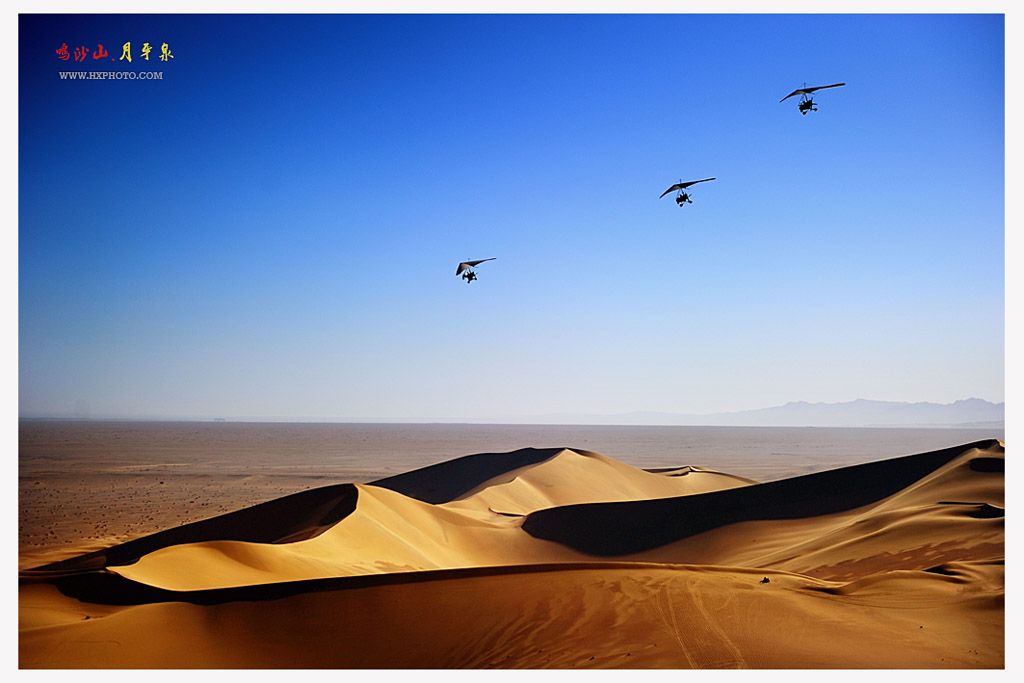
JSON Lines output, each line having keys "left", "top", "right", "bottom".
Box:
{"left": 455, "top": 257, "right": 496, "bottom": 275}
{"left": 780, "top": 82, "right": 846, "bottom": 102}
{"left": 661, "top": 177, "right": 716, "bottom": 197}
{"left": 659, "top": 183, "right": 685, "bottom": 198}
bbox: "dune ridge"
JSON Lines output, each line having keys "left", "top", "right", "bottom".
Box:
{"left": 371, "top": 446, "right": 568, "bottom": 503}
{"left": 19, "top": 439, "right": 1003, "bottom": 668}
{"left": 521, "top": 440, "right": 999, "bottom": 555}
{"left": 23, "top": 483, "right": 360, "bottom": 576}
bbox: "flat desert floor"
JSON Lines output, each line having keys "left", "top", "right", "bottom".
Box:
{"left": 18, "top": 430, "right": 1003, "bottom": 668}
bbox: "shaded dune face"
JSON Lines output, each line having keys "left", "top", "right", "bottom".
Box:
{"left": 372, "top": 447, "right": 569, "bottom": 503}
{"left": 521, "top": 440, "right": 1001, "bottom": 556}
{"left": 598, "top": 441, "right": 1004, "bottom": 582}
{"left": 26, "top": 484, "right": 359, "bottom": 575}
{"left": 969, "top": 456, "right": 1003, "bottom": 473}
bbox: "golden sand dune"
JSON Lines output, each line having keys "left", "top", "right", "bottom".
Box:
{"left": 22, "top": 483, "right": 360, "bottom": 575}
{"left": 19, "top": 440, "right": 1003, "bottom": 668}
{"left": 525, "top": 441, "right": 1004, "bottom": 580}
{"left": 34, "top": 447, "right": 754, "bottom": 591}
{"left": 100, "top": 483, "right": 584, "bottom": 590}
{"left": 21, "top": 561, "right": 1002, "bottom": 668}
{"left": 440, "top": 448, "right": 753, "bottom": 516}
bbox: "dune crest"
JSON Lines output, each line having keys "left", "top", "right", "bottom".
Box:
{"left": 442, "top": 447, "right": 753, "bottom": 515}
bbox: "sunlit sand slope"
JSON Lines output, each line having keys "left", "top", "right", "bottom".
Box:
{"left": 21, "top": 561, "right": 1001, "bottom": 668}
{"left": 442, "top": 448, "right": 753, "bottom": 515}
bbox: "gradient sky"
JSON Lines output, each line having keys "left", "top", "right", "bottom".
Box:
{"left": 19, "top": 13, "right": 1004, "bottom": 420}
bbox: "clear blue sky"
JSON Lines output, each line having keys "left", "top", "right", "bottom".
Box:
{"left": 19, "top": 13, "right": 1004, "bottom": 420}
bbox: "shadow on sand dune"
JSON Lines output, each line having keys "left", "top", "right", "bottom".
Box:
{"left": 521, "top": 440, "right": 1001, "bottom": 556}
{"left": 371, "top": 447, "right": 566, "bottom": 503}
{"left": 45, "top": 561, "right": 667, "bottom": 607}
{"left": 26, "top": 484, "right": 360, "bottom": 574}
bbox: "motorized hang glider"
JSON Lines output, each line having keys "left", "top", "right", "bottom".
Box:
{"left": 456, "top": 257, "right": 496, "bottom": 283}
{"left": 780, "top": 82, "right": 845, "bottom": 115}
{"left": 660, "top": 177, "right": 716, "bottom": 207}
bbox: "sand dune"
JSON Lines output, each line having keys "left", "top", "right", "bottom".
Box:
{"left": 21, "top": 561, "right": 1003, "bottom": 668}
{"left": 98, "top": 483, "right": 582, "bottom": 590}
{"left": 19, "top": 440, "right": 1003, "bottom": 668}
{"left": 441, "top": 448, "right": 753, "bottom": 515}
{"left": 29, "top": 447, "right": 754, "bottom": 589}
{"left": 522, "top": 441, "right": 1004, "bottom": 578}
{"left": 22, "top": 483, "right": 360, "bottom": 576}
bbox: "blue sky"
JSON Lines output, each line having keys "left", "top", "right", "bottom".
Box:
{"left": 19, "top": 13, "right": 1004, "bottom": 420}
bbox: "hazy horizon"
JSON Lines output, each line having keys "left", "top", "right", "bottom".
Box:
{"left": 18, "top": 395, "right": 1005, "bottom": 427}
{"left": 19, "top": 14, "right": 1004, "bottom": 421}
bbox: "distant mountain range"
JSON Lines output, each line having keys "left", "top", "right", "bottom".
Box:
{"left": 516, "top": 398, "right": 1005, "bottom": 428}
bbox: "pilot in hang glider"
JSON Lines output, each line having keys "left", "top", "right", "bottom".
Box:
{"left": 659, "top": 177, "right": 716, "bottom": 207}
{"left": 456, "top": 257, "right": 496, "bottom": 283}
{"left": 780, "top": 82, "right": 845, "bottom": 115}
